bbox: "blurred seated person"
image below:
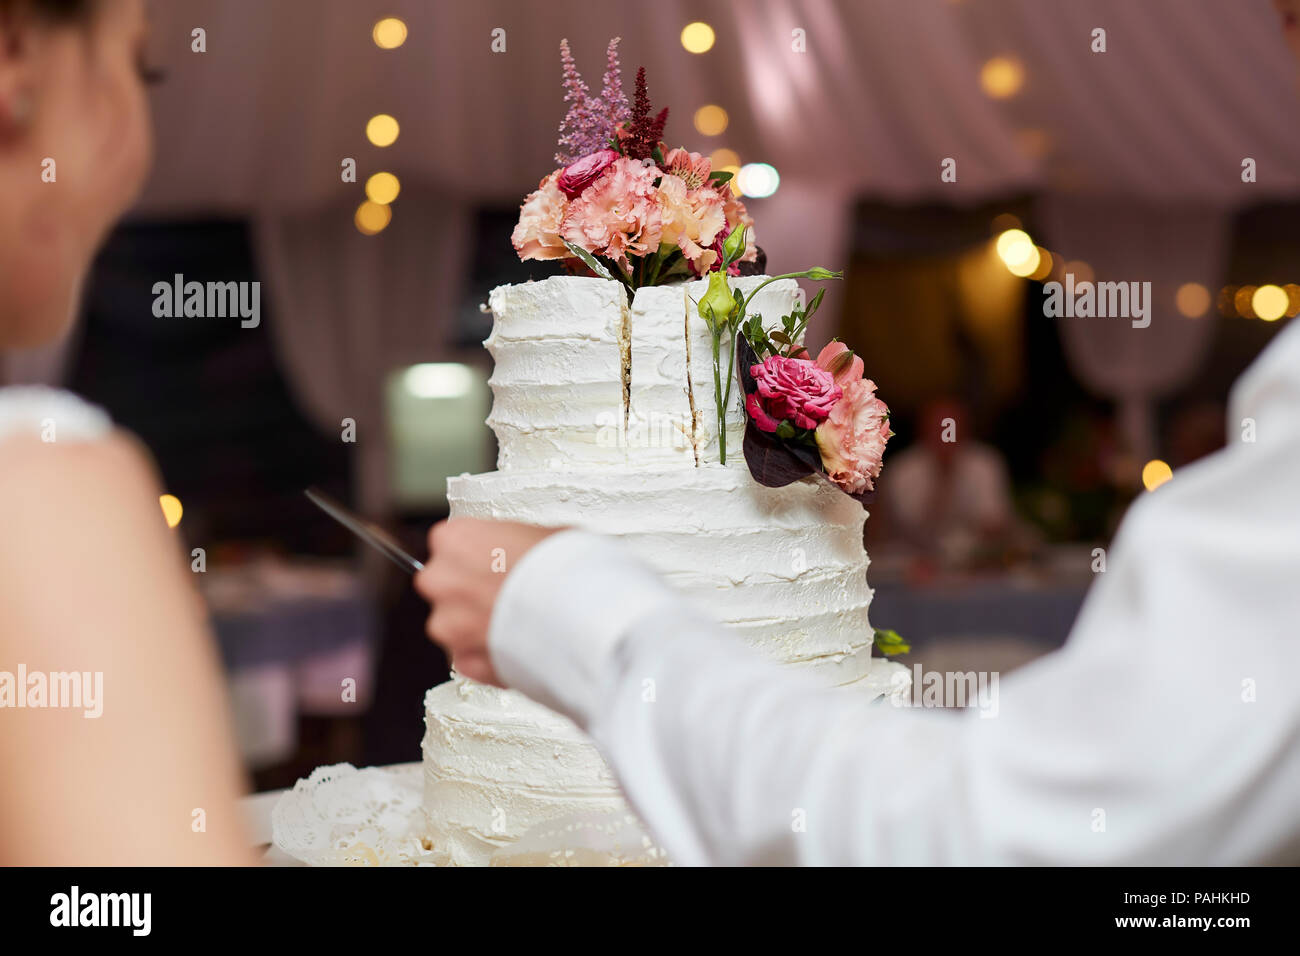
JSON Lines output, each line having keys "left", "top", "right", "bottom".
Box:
{"left": 886, "top": 398, "right": 1027, "bottom": 572}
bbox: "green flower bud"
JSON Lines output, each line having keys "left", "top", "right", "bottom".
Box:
{"left": 722, "top": 225, "right": 748, "bottom": 264}
{"left": 698, "top": 270, "right": 734, "bottom": 330}
{"left": 805, "top": 267, "right": 841, "bottom": 281}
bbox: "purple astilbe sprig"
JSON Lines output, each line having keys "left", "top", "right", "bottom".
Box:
{"left": 556, "top": 38, "right": 615, "bottom": 166}
{"left": 598, "top": 37, "right": 630, "bottom": 135}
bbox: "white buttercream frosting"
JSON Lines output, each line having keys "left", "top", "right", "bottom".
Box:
{"left": 485, "top": 275, "right": 803, "bottom": 470}
{"left": 422, "top": 275, "right": 892, "bottom": 866}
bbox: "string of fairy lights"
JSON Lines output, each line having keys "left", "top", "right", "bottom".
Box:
{"left": 355, "top": 17, "right": 408, "bottom": 235}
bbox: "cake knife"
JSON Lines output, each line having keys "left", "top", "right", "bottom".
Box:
{"left": 303, "top": 486, "right": 425, "bottom": 573}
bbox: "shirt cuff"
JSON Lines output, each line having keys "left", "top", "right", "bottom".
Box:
{"left": 488, "top": 529, "right": 681, "bottom": 726}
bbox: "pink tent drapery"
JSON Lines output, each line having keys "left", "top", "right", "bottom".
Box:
{"left": 9, "top": 0, "right": 1300, "bottom": 471}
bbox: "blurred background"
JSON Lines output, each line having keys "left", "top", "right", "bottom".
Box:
{"left": 1, "top": 0, "right": 1296, "bottom": 786}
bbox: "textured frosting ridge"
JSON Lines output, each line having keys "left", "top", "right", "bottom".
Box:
{"left": 422, "top": 275, "right": 889, "bottom": 866}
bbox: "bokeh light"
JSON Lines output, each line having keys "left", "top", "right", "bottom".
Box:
{"left": 736, "top": 162, "right": 780, "bottom": 198}
{"left": 159, "top": 494, "right": 183, "bottom": 528}
{"left": 980, "top": 56, "right": 1025, "bottom": 99}
{"left": 1175, "top": 282, "right": 1210, "bottom": 318}
{"left": 372, "top": 17, "right": 407, "bottom": 49}
{"left": 995, "top": 228, "right": 1038, "bottom": 274}
{"left": 1141, "top": 460, "right": 1173, "bottom": 492}
{"left": 355, "top": 199, "right": 393, "bottom": 235}
{"left": 366, "top": 114, "right": 400, "bottom": 147}
{"left": 1234, "top": 285, "right": 1257, "bottom": 318}
{"left": 365, "top": 171, "right": 401, "bottom": 205}
{"left": 681, "top": 22, "right": 716, "bottom": 53}
{"left": 1252, "top": 284, "right": 1287, "bottom": 321}
{"left": 709, "top": 148, "right": 740, "bottom": 168}
{"left": 693, "top": 104, "right": 729, "bottom": 136}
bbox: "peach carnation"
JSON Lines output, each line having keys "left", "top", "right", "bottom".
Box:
{"left": 657, "top": 174, "right": 726, "bottom": 272}
{"left": 511, "top": 171, "right": 570, "bottom": 261}
{"left": 814, "top": 379, "right": 891, "bottom": 495}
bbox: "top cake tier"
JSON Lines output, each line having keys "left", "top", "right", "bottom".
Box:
{"left": 485, "top": 275, "right": 803, "bottom": 471}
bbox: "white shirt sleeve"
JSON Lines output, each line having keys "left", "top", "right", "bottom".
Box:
{"left": 489, "top": 324, "right": 1300, "bottom": 866}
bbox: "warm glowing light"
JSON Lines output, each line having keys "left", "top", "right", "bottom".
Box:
{"left": 1141, "top": 459, "right": 1173, "bottom": 492}
{"left": 366, "top": 114, "right": 400, "bottom": 147}
{"left": 718, "top": 164, "right": 741, "bottom": 195}
{"left": 709, "top": 148, "right": 740, "bottom": 168}
{"left": 693, "top": 104, "right": 728, "bottom": 136}
{"left": 980, "top": 56, "right": 1024, "bottom": 99}
{"left": 403, "top": 363, "right": 474, "bottom": 399}
{"left": 681, "top": 21, "right": 716, "bottom": 54}
{"left": 354, "top": 200, "right": 392, "bottom": 235}
{"left": 365, "top": 171, "right": 401, "bottom": 205}
{"left": 737, "top": 162, "right": 780, "bottom": 198}
{"left": 1235, "top": 285, "right": 1257, "bottom": 318}
{"left": 1218, "top": 286, "right": 1237, "bottom": 317}
{"left": 372, "top": 17, "right": 407, "bottom": 49}
{"left": 995, "top": 228, "right": 1038, "bottom": 274}
{"left": 1285, "top": 284, "right": 1300, "bottom": 317}
{"left": 159, "top": 494, "right": 183, "bottom": 528}
{"left": 1252, "top": 284, "right": 1287, "bottom": 321}
{"left": 1028, "top": 247, "right": 1053, "bottom": 281}
{"left": 1175, "top": 282, "right": 1210, "bottom": 318}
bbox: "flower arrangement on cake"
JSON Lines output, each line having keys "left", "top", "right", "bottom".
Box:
{"left": 511, "top": 37, "right": 892, "bottom": 501}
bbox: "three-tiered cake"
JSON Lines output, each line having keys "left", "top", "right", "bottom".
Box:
{"left": 420, "top": 274, "right": 901, "bottom": 866}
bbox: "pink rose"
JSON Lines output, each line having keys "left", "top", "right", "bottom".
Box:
{"left": 557, "top": 149, "right": 621, "bottom": 199}
{"left": 814, "top": 341, "right": 864, "bottom": 388}
{"left": 746, "top": 356, "right": 842, "bottom": 432}
{"left": 814, "top": 379, "right": 890, "bottom": 494}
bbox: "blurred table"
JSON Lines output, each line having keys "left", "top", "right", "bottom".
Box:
{"left": 202, "top": 559, "right": 378, "bottom": 768}
{"left": 868, "top": 549, "right": 1094, "bottom": 649}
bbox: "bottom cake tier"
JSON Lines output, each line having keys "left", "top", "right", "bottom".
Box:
{"left": 422, "top": 463, "right": 894, "bottom": 865}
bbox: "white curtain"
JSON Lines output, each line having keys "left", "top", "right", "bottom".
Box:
{"left": 251, "top": 189, "right": 473, "bottom": 514}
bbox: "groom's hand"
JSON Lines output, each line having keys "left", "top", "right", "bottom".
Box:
{"left": 415, "top": 518, "right": 562, "bottom": 687}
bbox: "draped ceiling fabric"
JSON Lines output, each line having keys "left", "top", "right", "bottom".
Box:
{"left": 8, "top": 0, "right": 1293, "bottom": 474}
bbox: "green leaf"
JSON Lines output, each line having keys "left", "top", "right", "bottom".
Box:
{"left": 805, "top": 287, "right": 826, "bottom": 321}
{"left": 652, "top": 145, "right": 666, "bottom": 166}
{"left": 873, "top": 628, "right": 911, "bottom": 656}
{"left": 775, "top": 421, "right": 796, "bottom": 439}
{"left": 770, "top": 330, "right": 791, "bottom": 345}
{"left": 708, "top": 170, "right": 734, "bottom": 184}
{"left": 562, "top": 239, "right": 617, "bottom": 283}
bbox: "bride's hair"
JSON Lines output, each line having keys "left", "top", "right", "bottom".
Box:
{"left": 0, "top": 0, "right": 92, "bottom": 18}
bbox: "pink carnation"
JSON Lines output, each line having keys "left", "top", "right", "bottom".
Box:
{"left": 511, "top": 171, "right": 570, "bottom": 261}
{"left": 814, "top": 379, "right": 890, "bottom": 494}
{"left": 746, "top": 356, "right": 841, "bottom": 432}
{"left": 560, "top": 156, "right": 662, "bottom": 271}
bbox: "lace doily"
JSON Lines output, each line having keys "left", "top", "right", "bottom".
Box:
{"left": 272, "top": 762, "right": 672, "bottom": 866}
{"left": 271, "top": 763, "right": 441, "bottom": 866}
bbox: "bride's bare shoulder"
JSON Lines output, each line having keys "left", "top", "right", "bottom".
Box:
{"left": 0, "top": 430, "right": 163, "bottom": 529}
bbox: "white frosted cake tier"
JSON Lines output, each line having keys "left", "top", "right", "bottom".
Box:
{"left": 446, "top": 465, "right": 876, "bottom": 682}
{"left": 485, "top": 275, "right": 803, "bottom": 471}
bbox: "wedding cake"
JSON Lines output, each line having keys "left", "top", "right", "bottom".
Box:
{"left": 420, "top": 275, "right": 901, "bottom": 866}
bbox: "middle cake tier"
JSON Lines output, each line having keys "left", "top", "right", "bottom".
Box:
{"left": 447, "top": 464, "right": 877, "bottom": 684}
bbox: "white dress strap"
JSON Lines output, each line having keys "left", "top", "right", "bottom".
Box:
{"left": 0, "top": 386, "right": 112, "bottom": 444}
